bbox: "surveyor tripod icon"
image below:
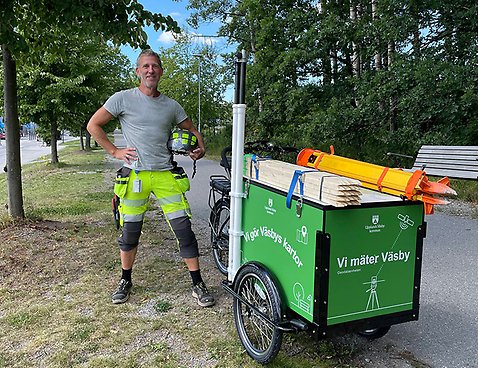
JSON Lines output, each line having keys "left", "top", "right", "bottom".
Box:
{"left": 363, "top": 275, "right": 385, "bottom": 311}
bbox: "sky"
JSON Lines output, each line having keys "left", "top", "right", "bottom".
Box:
{"left": 121, "top": 0, "right": 229, "bottom": 66}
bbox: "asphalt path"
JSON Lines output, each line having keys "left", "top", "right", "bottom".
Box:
{"left": 385, "top": 211, "right": 478, "bottom": 368}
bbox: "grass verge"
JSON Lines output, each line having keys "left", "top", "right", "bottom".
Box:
{"left": 449, "top": 177, "right": 478, "bottom": 203}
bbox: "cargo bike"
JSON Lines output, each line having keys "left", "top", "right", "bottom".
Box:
{"left": 208, "top": 52, "right": 427, "bottom": 364}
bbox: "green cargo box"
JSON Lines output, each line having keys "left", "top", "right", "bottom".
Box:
{"left": 240, "top": 179, "right": 426, "bottom": 338}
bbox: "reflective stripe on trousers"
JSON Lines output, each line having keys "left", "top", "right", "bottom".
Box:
{"left": 118, "top": 169, "right": 191, "bottom": 225}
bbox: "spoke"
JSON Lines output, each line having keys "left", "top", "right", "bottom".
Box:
{"left": 251, "top": 315, "right": 272, "bottom": 350}
{"left": 242, "top": 279, "right": 254, "bottom": 301}
{"left": 246, "top": 313, "right": 268, "bottom": 351}
{"left": 220, "top": 216, "right": 229, "bottom": 237}
{"left": 248, "top": 317, "right": 264, "bottom": 349}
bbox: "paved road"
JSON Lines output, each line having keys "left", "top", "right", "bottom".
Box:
{"left": 391, "top": 212, "right": 478, "bottom": 368}
{"left": 0, "top": 136, "right": 75, "bottom": 168}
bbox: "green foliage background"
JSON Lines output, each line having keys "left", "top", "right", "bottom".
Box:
{"left": 2, "top": 0, "right": 477, "bottom": 166}
{"left": 188, "top": 0, "right": 478, "bottom": 165}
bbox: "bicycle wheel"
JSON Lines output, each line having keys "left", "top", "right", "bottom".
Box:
{"left": 357, "top": 326, "right": 391, "bottom": 339}
{"left": 209, "top": 199, "right": 230, "bottom": 275}
{"left": 233, "top": 263, "right": 283, "bottom": 364}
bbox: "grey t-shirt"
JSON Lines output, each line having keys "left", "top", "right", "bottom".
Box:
{"left": 104, "top": 88, "right": 188, "bottom": 171}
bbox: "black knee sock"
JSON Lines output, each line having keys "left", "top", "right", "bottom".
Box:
{"left": 190, "top": 270, "right": 203, "bottom": 286}
{"left": 122, "top": 268, "right": 132, "bottom": 283}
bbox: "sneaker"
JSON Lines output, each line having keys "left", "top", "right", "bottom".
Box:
{"left": 192, "top": 281, "right": 215, "bottom": 307}
{"left": 112, "top": 279, "right": 132, "bottom": 304}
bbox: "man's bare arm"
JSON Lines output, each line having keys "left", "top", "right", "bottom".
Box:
{"left": 87, "top": 107, "right": 137, "bottom": 164}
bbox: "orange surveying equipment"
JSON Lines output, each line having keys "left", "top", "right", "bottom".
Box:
{"left": 296, "top": 147, "right": 456, "bottom": 214}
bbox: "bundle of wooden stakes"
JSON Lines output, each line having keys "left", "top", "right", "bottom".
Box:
{"left": 245, "top": 158, "right": 363, "bottom": 207}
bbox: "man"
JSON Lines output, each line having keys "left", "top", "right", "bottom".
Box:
{"left": 87, "top": 49, "right": 215, "bottom": 307}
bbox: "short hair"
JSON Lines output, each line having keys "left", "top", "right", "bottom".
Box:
{"left": 136, "top": 49, "right": 162, "bottom": 68}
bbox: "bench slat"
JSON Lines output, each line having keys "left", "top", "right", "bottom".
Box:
{"left": 412, "top": 145, "right": 478, "bottom": 180}
{"left": 414, "top": 159, "right": 478, "bottom": 168}
{"left": 413, "top": 163, "right": 478, "bottom": 171}
{"left": 419, "top": 145, "right": 478, "bottom": 151}
{"left": 417, "top": 152, "right": 478, "bottom": 161}
{"left": 418, "top": 151, "right": 478, "bottom": 157}
{"left": 412, "top": 168, "right": 478, "bottom": 179}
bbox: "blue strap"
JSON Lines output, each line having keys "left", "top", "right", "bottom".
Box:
{"left": 286, "top": 170, "right": 316, "bottom": 208}
{"left": 251, "top": 154, "right": 259, "bottom": 179}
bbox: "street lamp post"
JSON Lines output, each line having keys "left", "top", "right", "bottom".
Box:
{"left": 192, "top": 54, "right": 203, "bottom": 132}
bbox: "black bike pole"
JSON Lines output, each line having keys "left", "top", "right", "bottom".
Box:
{"left": 234, "top": 52, "right": 241, "bottom": 104}
{"left": 234, "top": 50, "right": 247, "bottom": 105}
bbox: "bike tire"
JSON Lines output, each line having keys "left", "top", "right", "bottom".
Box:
{"left": 233, "top": 263, "right": 283, "bottom": 364}
{"left": 357, "top": 326, "right": 391, "bottom": 339}
{"left": 209, "top": 199, "right": 230, "bottom": 275}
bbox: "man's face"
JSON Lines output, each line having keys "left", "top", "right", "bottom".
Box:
{"left": 136, "top": 55, "right": 163, "bottom": 89}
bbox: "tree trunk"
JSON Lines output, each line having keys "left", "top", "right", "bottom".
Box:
{"left": 248, "top": 25, "right": 264, "bottom": 114}
{"left": 331, "top": 48, "right": 338, "bottom": 83}
{"left": 350, "top": 2, "right": 360, "bottom": 77}
{"left": 2, "top": 44, "right": 25, "bottom": 219}
{"left": 388, "top": 41, "right": 397, "bottom": 131}
{"left": 50, "top": 121, "right": 59, "bottom": 164}
{"left": 85, "top": 130, "right": 92, "bottom": 150}
{"left": 323, "top": 49, "right": 332, "bottom": 85}
{"left": 411, "top": 3, "right": 421, "bottom": 58}
{"left": 372, "top": 0, "right": 382, "bottom": 70}
{"left": 321, "top": 0, "right": 332, "bottom": 85}
{"left": 79, "top": 128, "right": 85, "bottom": 150}
{"left": 387, "top": 40, "right": 395, "bottom": 68}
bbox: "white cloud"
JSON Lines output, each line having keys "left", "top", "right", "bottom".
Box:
{"left": 158, "top": 31, "right": 178, "bottom": 44}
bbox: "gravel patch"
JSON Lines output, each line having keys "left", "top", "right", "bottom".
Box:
{"left": 435, "top": 199, "right": 478, "bottom": 219}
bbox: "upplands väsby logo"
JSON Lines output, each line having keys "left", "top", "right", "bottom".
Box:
{"left": 365, "top": 214, "right": 385, "bottom": 233}
{"left": 265, "top": 198, "right": 276, "bottom": 215}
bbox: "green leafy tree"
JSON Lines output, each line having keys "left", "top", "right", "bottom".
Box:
{"left": 189, "top": 0, "right": 478, "bottom": 165}
{"left": 17, "top": 34, "right": 133, "bottom": 163}
{"left": 1, "top": 0, "right": 179, "bottom": 218}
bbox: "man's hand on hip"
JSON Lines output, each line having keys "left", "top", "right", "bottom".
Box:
{"left": 113, "top": 147, "right": 138, "bottom": 164}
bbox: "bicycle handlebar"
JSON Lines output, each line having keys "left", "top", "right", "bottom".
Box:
{"left": 244, "top": 140, "right": 299, "bottom": 155}
{"left": 219, "top": 141, "right": 300, "bottom": 176}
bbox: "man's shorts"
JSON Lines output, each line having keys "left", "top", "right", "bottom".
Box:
{"left": 116, "top": 169, "right": 192, "bottom": 224}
